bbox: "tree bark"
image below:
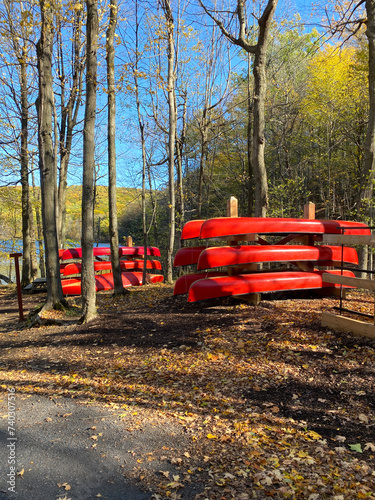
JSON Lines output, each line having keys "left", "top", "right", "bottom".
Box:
{"left": 106, "top": 0, "right": 123, "bottom": 294}
{"left": 56, "top": 11, "right": 84, "bottom": 248}
{"left": 36, "top": 0, "right": 65, "bottom": 310}
{"left": 161, "top": 0, "right": 176, "bottom": 284}
{"left": 80, "top": 0, "right": 98, "bottom": 323}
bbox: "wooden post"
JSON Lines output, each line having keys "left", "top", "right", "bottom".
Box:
{"left": 227, "top": 196, "right": 238, "bottom": 218}
{"left": 9, "top": 253, "right": 24, "bottom": 321}
{"left": 126, "top": 236, "right": 133, "bottom": 247}
{"left": 303, "top": 202, "right": 315, "bottom": 248}
{"left": 304, "top": 202, "right": 315, "bottom": 220}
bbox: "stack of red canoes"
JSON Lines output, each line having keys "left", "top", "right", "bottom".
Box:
{"left": 173, "top": 217, "right": 370, "bottom": 302}
{"left": 59, "top": 245, "right": 163, "bottom": 295}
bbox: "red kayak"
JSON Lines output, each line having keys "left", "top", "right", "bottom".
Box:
{"left": 173, "top": 246, "right": 207, "bottom": 267}
{"left": 62, "top": 259, "right": 162, "bottom": 276}
{"left": 61, "top": 246, "right": 161, "bottom": 260}
{"left": 61, "top": 272, "right": 164, "bottom": 295}
{"left": 196, "top": 245, "right": 358, "bottom": 270}
{"left": 187, "top": 269, "right": 356, "bottom": 303}
{"left": 174, "top": 272, "right": 228, "bottom": 295}
{"left": 199, "top": 217, "right": 370, "bottom": 239}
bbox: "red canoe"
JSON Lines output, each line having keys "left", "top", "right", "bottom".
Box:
{"left": 173, "top": 246, "right": 207, "bottom": 267}
{"left": 174, "top": 272, "right": 228, "bottom": 295}
{"left": 181, "top": 220, "right": 205, "bottom": 240}
{"left": 187, "top": 269, "right": 356, "bottom": 302}
{"left": 120, "top": 246, "right": 161, "bottom": 257}
{"left": 199, "top": 217, "right": 370, "bottom": 239}
{"left": 61, "top": 272, "right": 164, "bottom": 295}
{"left": 61, "top": 246, "right": 161, "bottom": 260}
{"left": 62, "top": 259, "right": 162, "bottom": 276}
{"left": 196, "top": 245, "right": 358, "bottom": 270}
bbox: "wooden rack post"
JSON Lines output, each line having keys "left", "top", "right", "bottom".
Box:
{"left": 9, "top": 253, "right": 24, "bottom": 322}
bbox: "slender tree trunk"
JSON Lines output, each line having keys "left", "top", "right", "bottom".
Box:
{"left": 36, "top": 0, "right": 65, "bottom": 310}
{"left": 29, "top": 203, "right": 38, "bottom": 280}
{"left": 175, "top": 92, "right": 187, "bottom": 242}
{"left": 80, "top": 0, "right": 98, "bottom": 323}
{"left": 197, "top": 114, "right": 208, "bottom": 219}
{"left": 161, "top": 0, "right": 176, "bottom": 284}
{"left": 247, "top": 52, "right": 254, "bottom": 216}
{"left": 19, "top": 44, "right": 32, "bottom": 286}
{"left": 32, "top": 170, "right": 45, "bottom": 278}
{"left": 56, "top": 12, "right": 84, "bottom": 247}
{"left": 106, "top": 0, "right": 123, "bottom": 294}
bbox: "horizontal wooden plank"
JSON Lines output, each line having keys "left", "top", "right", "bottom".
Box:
{"left": 322, "top": 234, "right": 375, "bottom": 245}
{"left": 321, "top": 312, "right": 375, "bottom": 339}
{"left": 322, "top": 273, "right": 375, "bottom": 291}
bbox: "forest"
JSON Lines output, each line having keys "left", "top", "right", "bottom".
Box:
{"left": 0, "top": 0, "right": 374, "bottom": 321}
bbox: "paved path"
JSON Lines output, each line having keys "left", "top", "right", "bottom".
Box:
{"left": 0, "top": 394, "right": 201, "bottom": 500}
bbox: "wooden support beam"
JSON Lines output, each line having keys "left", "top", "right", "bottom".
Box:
{"left": 126, "top": 236, "right": 133, "bottom": 247}
{"left": 322, "top": 234, "right": 375, "bottom": 245}
{"left": 303, "top": 203, "right": 315, "bottom": 245}
{"left": 322, "top": 273, "right": 375, "bottom": 291}
{"left": 234, "top": 293, "right": 261, "bottom": 305}
{"left": 321, "top": 312, "right": 375, "bottom": 339}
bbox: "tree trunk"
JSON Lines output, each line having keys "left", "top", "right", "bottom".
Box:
{"left": 36, "top": 0, "right": 65, "bottom": 310}
{"left": 252, "top": 3, "right": 276, "bottom": 216}
{"left": 200, "top": 0, "right": 277, "bottom": 217}
{"left": 161, "top": 0, "right": 176, "bottom": 284}
{"left": 176, "top": 92, "right": 187, "bottom": 241}
{"left": 80, "top": 0, "right": 98, "bottom": 323}
{"left": 56, "top": 12, "right": 84, "bottom": 248}
{"left": 19, "top": 44, "right": 32, "bottom": 286}
{"left": 106, "top": 0, "right": 123, "bottom": 295}
{"left": 197, "top": 114, "right": 208, "bottom": 219}
{"left": 247, "top": 52, "right": 254, "bottom": 216}
{"left": 32, "top": 170, "right": 45, "bottom": 278}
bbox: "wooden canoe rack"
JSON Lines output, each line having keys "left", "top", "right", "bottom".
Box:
{"left": 321, "top": 233, "right": 375, "bottom": 339}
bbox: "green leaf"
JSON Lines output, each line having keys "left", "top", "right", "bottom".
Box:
{"left": 349, "top": 443, "right": 363, "bottom": 453}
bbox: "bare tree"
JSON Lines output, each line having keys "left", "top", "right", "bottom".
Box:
{"left": 80, "top": 0, "right": 98, "bottom": 323}
{"left": 200, "top": 0, "right": 278, "bottom": 216}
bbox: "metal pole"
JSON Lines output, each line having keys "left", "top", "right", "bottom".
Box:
{"left": 9, "top": 253, "right": 24, "bottom": 322}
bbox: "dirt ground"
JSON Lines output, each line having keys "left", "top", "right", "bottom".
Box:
{"left": 1, "top": 283, "right": 375, "bottom": 499}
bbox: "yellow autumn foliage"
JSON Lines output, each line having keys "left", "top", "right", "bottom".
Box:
{"left": 301, "top": 45, "right": 367, "bottom": 126}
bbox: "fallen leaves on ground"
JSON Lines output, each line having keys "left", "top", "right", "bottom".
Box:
{"left": 0, "top": 284, "right": 375, "bottom": 499}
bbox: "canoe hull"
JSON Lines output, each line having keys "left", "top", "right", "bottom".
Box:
{"left": 61, "top": 246, "right": 161, "bottom": 260}
{"left": 181, "top": 220, "right": 205, "bottom": 240}
{"left": 173, "top": 246, "right": 206, "bottom": 267}
{"left": 174, "top": 272, "right": 228, "bottom": 295}
{"left": 62, "top": 272, "right": 164, "bottom": 295}
{"left": 199, "top": 217, "right": 370, "bottom": 239}
{"left": 196, "top": 245, "right": 358, "bottom": 270}
{"left": 187, "top": 270, "right": 356, "bottom": 303}
{"left": 62, "top": 259, "right": 162, "bottom": 276}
